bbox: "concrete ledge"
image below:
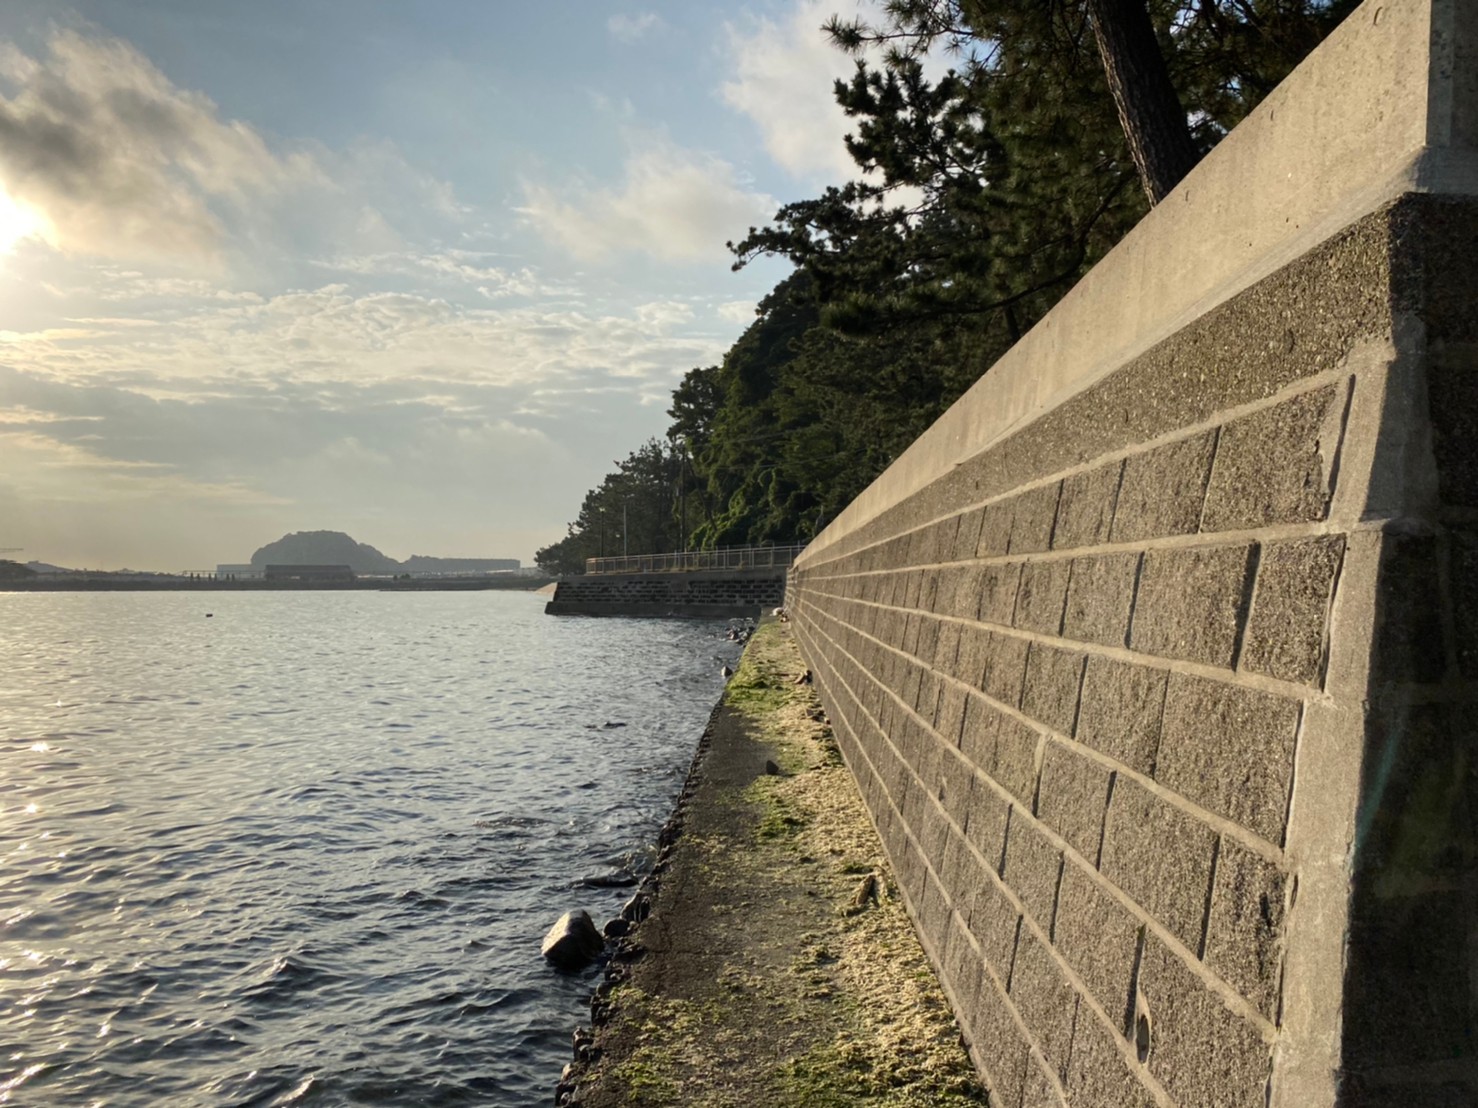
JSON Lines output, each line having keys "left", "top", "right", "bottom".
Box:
{"left": 801, "top": 0, "right": 1478, "bottom": 568}
{"left": 556, "top": 621, "right": 984, "bottom": 1106}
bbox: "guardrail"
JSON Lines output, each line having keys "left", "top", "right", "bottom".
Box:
{"left": 584, "top": 544, "right": 807, "bottom": 576}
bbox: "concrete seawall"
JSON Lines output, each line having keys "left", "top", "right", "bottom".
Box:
{"left": 785, "top": 2, "right": 1478, "bottom": 1105}
{"left": 545, "top": 567, "right": 786, "bottom": 619}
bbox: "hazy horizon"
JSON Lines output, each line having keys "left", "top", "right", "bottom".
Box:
{"left": 0, "top": 1, "right": 882, "bottom": 571}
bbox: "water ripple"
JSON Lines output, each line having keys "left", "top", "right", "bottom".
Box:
{"left": 0, "top": 591, "right": 742, "bottom": 1106}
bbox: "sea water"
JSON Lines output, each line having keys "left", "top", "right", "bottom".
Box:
{"left": 0, "top": 590, "right": 739, "bottom": 1106}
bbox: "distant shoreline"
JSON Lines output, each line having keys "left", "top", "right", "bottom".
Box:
{"left": 0, "top": 576, "right": 554, "bottom": 593}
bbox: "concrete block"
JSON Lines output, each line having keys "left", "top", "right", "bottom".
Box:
{"left": 1008, "top": 483, "right": 1063, "bottom": 555}
{"left": 955, "top": 625, "right": 993, "bottom": 688}
{"left": 1137, "top": 934, "right": 1272, "bottom": 1108}
{"left": 979, "top": 562, "right": 1024, "bottom": 626}
{"left": 1110, "top": 431, "right": 1216, "bottom": 544}
{"left": 982, "top": 632, "right": 1030, "bottom": 708}
{"left": 1075, "top": 656, "right": 1167, "bottom": 776}
{"left": 918, "top": 569, "right": 940, "bottom": 614}
{"left": 1202, "top": 384, "right": 1341, "bottom": 532}
{"left": 932, "top": 515, "right": 961, "bottom": 564}
{"left": 915, "top": 615, "right": 942, "bottom": 669}
{"left": 1203, "top": 837, "right": 1286, "bottom": 1021}
{"left": 954, "top": 506, "right": 986, "bottom": 560}
{"left": 1100, "top": 777, "right": 1218, "bottom": 950}
{"left": 1345, "top": 889, "right": 1474, "bottom": 1069}
{"left": 1062, "top": 552, "right": 1140, "bottom": 647}
{"left": 966, "top": 874, "right": 1022, "bottom": 976}
{"left": 960, "top": 694, "right": 1003, "bottom": 770}
{"left": 1064, "top": 1008, "right": 1159, "bottom": 1108}
{"left": 1009, "top": 927, "right": 1078, "bottom": 1080}
{"left": 970, "top": 979, "right": 1031, "bottom": 1108}
{"left": 934, "top": 684, "right": 969, "bottom": 747}
{"left": 1241, "top": 534, "right": 1344, "bottom": 686}
{"left": 1020, "top": 644, "right": 1086, "bottom": 737}
{"left": 977, "top": 501, "right": 1015, "bottom": 558}
{"left": 934, "top": 620, "right": 962, "bottom": 673}
{"left": 1157, "top": 673, "right": 1300, "bottom": 843}
{"left": 1053, "top": 863, "right": 1141, "bottom": 1026}
{"left": 1035, "top": 741, "right": 1113, "bottom": 862}
{"left": 1052, "top": 461, "right": 1123, "bottom": 551}
{"left": 1130, "top": 542, "right": 1254, "bottom": 667}
{"left": 963, "top": 769, "right": 1012, "bottom": 869}
{"left": 949, "top": 565, "right": 985, "bottom": 620}
{"left": 1022, "top": 1057, "right": 1065, "bottom": 1107}
{"left": 1371, "top": 532, "right": 1447, "bottom": 685}
{"left": 1427, "top": 341, "right": 1478, "bottom": 507}
{"left": 991, "top": 718, "right": 1043, "bottom": 810}
{"left": 938, "top": 753, "right": 976, "bottom": 826}
{"left": 1001, "top": 811, "right": 1063, "bottom": 929}
{"left": 1014, "top": 560, "right": 1071, "bottom": 636}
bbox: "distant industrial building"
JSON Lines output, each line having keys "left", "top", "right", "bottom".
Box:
{"left": 264, "top": 564, "right": 356, "bottom": 583}
{"left": 216, "top": 564, "right": 265, "bottom": 579}
{"left": 400, "top": 556, "right": 520, "bottom": 575}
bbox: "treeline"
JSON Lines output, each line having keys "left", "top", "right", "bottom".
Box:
{"left": 535, "top": 0, "right": 1354, "bottom": 576}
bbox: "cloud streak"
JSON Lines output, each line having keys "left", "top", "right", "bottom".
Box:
{"left": 520, "top": 137, "right": 775, "bottom": 264}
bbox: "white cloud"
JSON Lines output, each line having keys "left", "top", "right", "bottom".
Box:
{"left": 312, "top": 250, "right": 569, "bottom": 300}
{"left": 721, "top": 1, "right": 957, "bottom": 187}
{"left": 0, "top": 28, "right": 321, "bottom": 263}
{"left": 607, "top": 12, "right": 664, "bottom": 43}
{"left": 716, "top": 299, "right": 756, "bottom": 324}
{"left": 0, "top": 282, "right": 727, "bottom": 395}
{"left": 520, "top": 137, "right": 776, "bottom": 264}
{"left": 722, "top": 0, "right": 866, "bottom": 184}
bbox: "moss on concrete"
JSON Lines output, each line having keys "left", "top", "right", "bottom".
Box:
{"left": 564, "top": 619, "right": 986, "bottom": 1107}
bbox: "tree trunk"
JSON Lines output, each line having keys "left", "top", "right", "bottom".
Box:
{"left": 1085, "top": 0, "right": 1201, "bottom": 204}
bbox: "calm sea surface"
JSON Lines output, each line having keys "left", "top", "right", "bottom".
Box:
{"left": 0, "top": 591, "right": 740, "bottom": 1107}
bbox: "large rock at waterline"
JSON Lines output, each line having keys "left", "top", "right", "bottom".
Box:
{"left": 541, "top": 910, "right": 605, "bottom": 969}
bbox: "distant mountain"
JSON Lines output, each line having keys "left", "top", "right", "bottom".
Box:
{"left": 247, "top": 532, "right": 519, "bottom": 575}
{"left": 250, "top": 531, "right": 401, "bottom": 573}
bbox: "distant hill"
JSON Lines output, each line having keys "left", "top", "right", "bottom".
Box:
{"left": 250, "top": 531, "right": 401, "bottom": 573}
{"left": 247, "top": 532, "right": 518, "bottom": 575}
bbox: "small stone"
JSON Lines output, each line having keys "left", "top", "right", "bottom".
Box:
{"left": 848, "top": 872, "right": 878, "bottom": 912}
{"left": 602, "top": 917, "right": 630, "bottom": 940}
{"left": 764, "top": 759, "right": 781, "bottom": 776}
{"left": 541, "top": 910, "right": 605, "bottom": 969}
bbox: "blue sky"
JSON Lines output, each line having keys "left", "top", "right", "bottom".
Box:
{"left": 0, "top": 1, "right": 880, "bottom": 569}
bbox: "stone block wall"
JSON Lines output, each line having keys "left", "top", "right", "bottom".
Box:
{"left": 545, "top": 567, "right": 785, "bottom": 618}
{"left": 780, "top": 0, "right": 1478, "bottom": 1087}
{"left": 788, "top": 193, "right": 1478, "bottom": 1106}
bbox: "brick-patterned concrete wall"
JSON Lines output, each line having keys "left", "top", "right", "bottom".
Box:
{"left": 545, "top": 568, "right": 785, "bottom": 617}
{"left": 784, "top": 5, "right": 1478, "bottom": 1105}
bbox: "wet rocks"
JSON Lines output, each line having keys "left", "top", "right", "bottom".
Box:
{"left": 541, "top": 910, "right": 605, "bottom": 970}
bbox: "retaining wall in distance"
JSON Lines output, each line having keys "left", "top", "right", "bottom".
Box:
{"left": 544, "top": 567, "right": 785, "bottom": 618}
{"left": 785, "top": 3, "right": 1478, "bottom": 1106}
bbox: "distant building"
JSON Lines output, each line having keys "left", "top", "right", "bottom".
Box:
{"left": 264, "top": 564, "right": 356, "bottom": 583}
{"left": 216, "top": 564, "right": 265, "bottom": 579}
{"left": 400, "top": 556, "right": 520, "bottom": 576}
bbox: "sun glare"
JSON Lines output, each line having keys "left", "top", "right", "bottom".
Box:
{"left": 0, "top": 189, "right": 47, "bottom": 256}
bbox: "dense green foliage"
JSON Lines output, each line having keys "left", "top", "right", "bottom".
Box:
{"left": 536, "top": 1, "right": 1354, "bottom": 575}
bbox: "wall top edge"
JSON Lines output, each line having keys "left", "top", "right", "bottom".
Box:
{"left": 798, "top": 0, "right": 1474, "bottom": 569}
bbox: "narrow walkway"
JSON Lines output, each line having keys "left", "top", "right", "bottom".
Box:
{"left": 562, "top": 619, "right": 987, "bottom": 1107}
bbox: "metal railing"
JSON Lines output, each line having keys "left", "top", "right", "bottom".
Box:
{"left": 584, "top": 543, "right": 807, "bottom": 576}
